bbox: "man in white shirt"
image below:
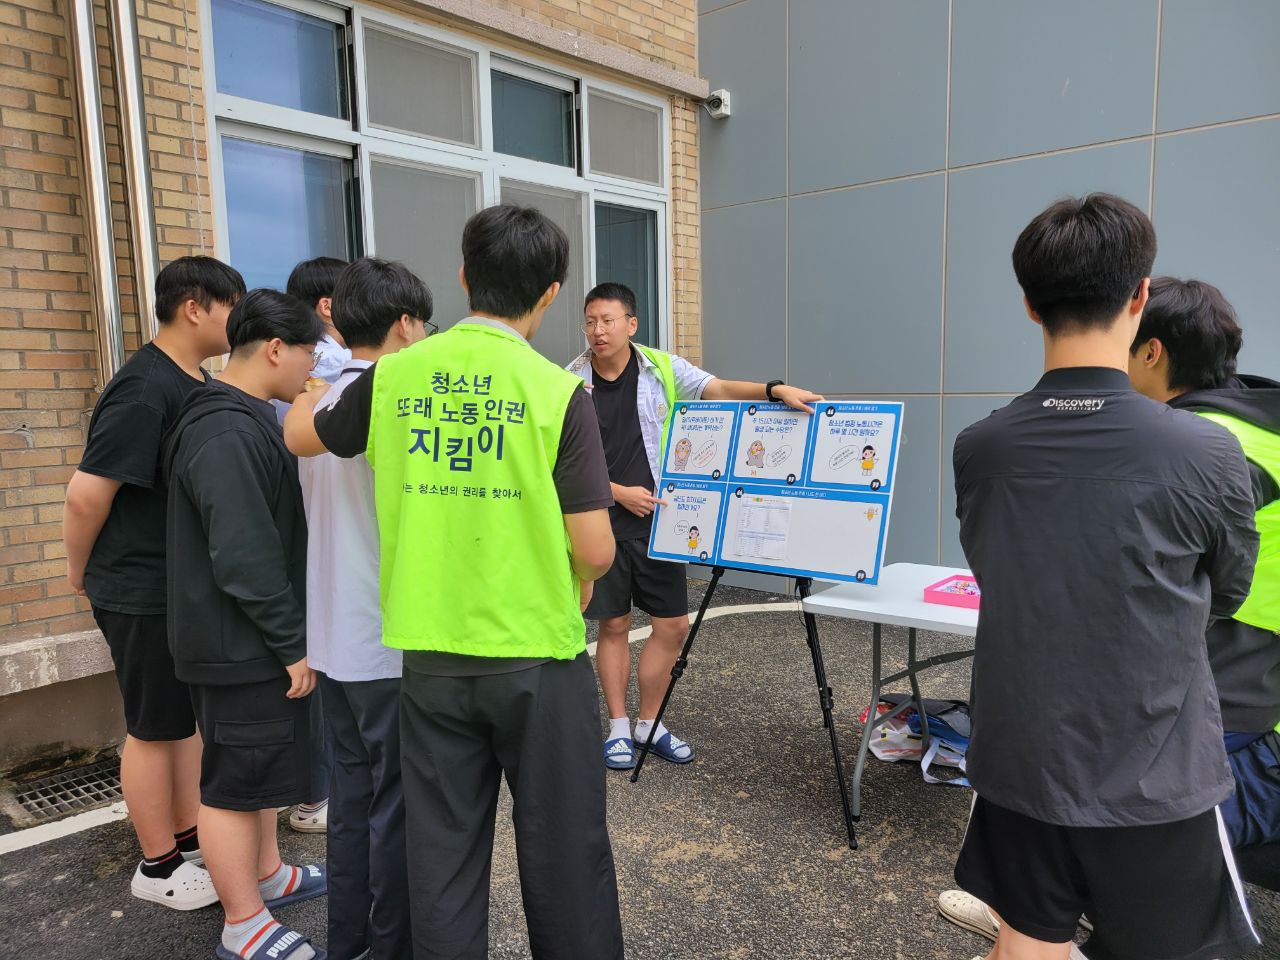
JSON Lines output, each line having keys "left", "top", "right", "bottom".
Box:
{"left": 288, "top": 256, "right": 353, "bottom": 386}
{"left": 567, "top": 282, "right": 822, "bottom": 770}
{"left": 298, "top": 257, "right": 434, "bottom": 960}
{"left": 282, "top": 256, "right": 353, "bottom": 834}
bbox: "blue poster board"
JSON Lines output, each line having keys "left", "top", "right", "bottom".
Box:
{"left": 648, "top": 400, "right": 904, "bottom": 584}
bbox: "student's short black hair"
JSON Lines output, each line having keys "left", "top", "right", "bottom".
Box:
{"left": 286, "top": 256, "right": 348, "bottom": 310}
{"left": 1130, "top": 276, "right": 1243, "bottom": 392}
{"left": 332, "top": 257, "right": 435, "bottom": 350}
{"left": 1011, "top": 193, "right": 1157, "bottom": 335}
{"left": 154, "top": 255, "right": 245, "bottom": 325}
{"left": 226, "top": 289, "right": 325, "bottom": 358}
{"left": 584, "top": 282, "right": 637, "bottom": 318}
{"left": 461, "top": 205, "right": 569, "bottom": 319}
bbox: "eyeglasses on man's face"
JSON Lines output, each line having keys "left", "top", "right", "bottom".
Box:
{"left": 582, "top": 314, "right": 633, "bottom": 332}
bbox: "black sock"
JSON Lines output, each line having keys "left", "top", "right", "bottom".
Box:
{"left": 174, "top": 826, "right": 199, "bottom": 854}
{"left": 140, "top": 847, "right": 184, "bottom": 880}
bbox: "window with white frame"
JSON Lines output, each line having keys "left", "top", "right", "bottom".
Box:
{"left": 203, "top": 0, "right": 672, "bottom": 364}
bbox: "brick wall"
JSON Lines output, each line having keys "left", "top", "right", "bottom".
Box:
{"left": 0, "top": 0, "right": 99, "bottom": 642}
{"left": 136, "top": 0, "right": 214, "bottom": 264}
{"left": 669, "top": 94, "right": 700, "bottom": 364}
{"left": 0, "top": 0, "right": 212, "bottom": 644}
{"left": 482, "top": 0, "right": 696, "bottom": 74}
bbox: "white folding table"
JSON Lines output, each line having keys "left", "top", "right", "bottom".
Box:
{"left": 802, "top": 562, "right": 978, "bottom": 821}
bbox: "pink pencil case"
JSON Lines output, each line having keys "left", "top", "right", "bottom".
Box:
{"left": 923, "top": 574, "right": 981, "bottom": 609}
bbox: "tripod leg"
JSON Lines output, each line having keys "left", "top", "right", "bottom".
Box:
{"left": 631, "top": 566, "right": 725, "bottom": 783}
{"left": 803, "top": 609, "right": 857, "bottom": 849}
{"left": 796, "top": 579, "right": 857, "bottom": 849}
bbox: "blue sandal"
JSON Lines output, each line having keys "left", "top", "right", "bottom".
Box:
{"left": 649, "top": 731, "right": 695, "bottom": 764}
{"left": 264, "top": 864, "right": 327, "bottom": 910}
{"left": 215, "top": 923, "right": 327, "bottom": 959}
{"left": 604, "top": 737, "right": 636, "bottom": 770}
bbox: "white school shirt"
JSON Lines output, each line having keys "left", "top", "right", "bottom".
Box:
{"left": 299, "top": 359, "right": 401, "bottom": 681}
{"left": 565, "top": 345, "right": 712, "bottom": 484}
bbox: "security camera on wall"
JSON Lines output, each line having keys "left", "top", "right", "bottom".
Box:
{"left": 705, "top": 89, "right": 731, "bottom": 119}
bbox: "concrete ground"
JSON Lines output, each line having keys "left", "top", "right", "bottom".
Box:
{"left": 2, "top": 582, "right": 1277, "bottom": 959}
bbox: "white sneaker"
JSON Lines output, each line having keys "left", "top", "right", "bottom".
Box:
{"left": 289, "top": 800, "right": 328, "bottom": 833}
{"left": 942, "top": 891, "right": 1090, "bottom": 958}
{"left": 130, "top": 859, "right": 219, "bottom": 910}
{"left": 939, "top": 890, "right": 999, "bottom": 941}
{"left": 180, "top": 848, "right": 203, "bottom": 865}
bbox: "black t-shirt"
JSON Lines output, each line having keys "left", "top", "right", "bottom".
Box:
{"left": 591, "top": 346, "right": 654, "bottom": 541}
{"left": 79, "top": 343, "right": 210, "bottom": 614}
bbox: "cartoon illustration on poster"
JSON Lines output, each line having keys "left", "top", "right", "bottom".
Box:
{"left": 859, "top": 445, "right": 878, "bottom": 476}
{"left": 730, "top": 403, "right": 809, "bottom": 484}
{"left": 663, "top": 404, "right": 735, "bottom": 479}
{"left": 673, "top": 437, "right": 693, "bottom": 471}
{"left": 808, "top": 404, "right": 900, "bottom": 491}
{"left": 649, "top": 481, "right": 722, "bottom": 564}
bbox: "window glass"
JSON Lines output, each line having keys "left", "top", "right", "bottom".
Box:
{"left": 222, "top": 136, "right": 356, "bottom": 290}
{"left": 371, "top": 160, "right": 478, "bottom": 330}
{"left": 588, "top": 91, "right": 663, "bottom": 185}
{"left": 491, "top": 70, "right": 575, "bottom": 168}
{"left": 595, "top": 203, "right": 659, "bottom": 346}
{"left": 365, "top": 27, "right": 477, "bottom": 146}
{"left": 212, "top": 0, "right": 347, "bottom": 119}
{"left": 499, "top": 181, "right": 585, "bottom": 364}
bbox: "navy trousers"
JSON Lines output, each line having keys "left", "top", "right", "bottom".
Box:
{"left": 319, "top": 672, "right": 411, "bottom": 960}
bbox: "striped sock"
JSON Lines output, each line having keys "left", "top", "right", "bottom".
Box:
{"left": 258, "top": 862, "right": 300, "bottom": 901}
{"left": 223, "top": 909, "right": 280, "bottom": 958}
{"left": 139, "top": 846, "right": 183, "bottom": 880}
{"left": 222, "top": 908, "right": 316, "bottom": 960}
{"left": 173, "top": 825, "right": 199, "bottom": 854}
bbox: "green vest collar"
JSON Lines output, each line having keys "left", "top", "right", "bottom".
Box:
{"left": 457, "top": 316, "right": 532, "bottom": 347}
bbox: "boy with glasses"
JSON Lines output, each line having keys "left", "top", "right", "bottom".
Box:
{"left": 164, "top": 289, "right": 330, "bottom": 960}
{"left": 567, "top": 282, "right": 823, "bottom": 770}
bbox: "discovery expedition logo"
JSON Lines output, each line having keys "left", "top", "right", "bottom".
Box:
{"left": 1042, "top": 397, "right": 1106, "bottom": 412}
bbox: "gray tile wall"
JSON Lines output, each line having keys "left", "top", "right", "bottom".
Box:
{"left": 698, "top": 0, "right": 1280, "bottom": 566}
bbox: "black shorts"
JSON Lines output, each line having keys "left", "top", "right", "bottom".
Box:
{"left": 955, "top": 796, "right": 1260, "bottom": 960}
{"left": 190, "top": 676, "right": 312, "bottom": 811}
{"left": 584, "top": 538, "right": 688, "bottom": 621}
{"left": 93, "top": 607, "right": 196, "bottom": 742}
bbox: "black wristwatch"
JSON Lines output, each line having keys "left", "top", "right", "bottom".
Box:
{"left": 765, "top": 380, "right": 784, "bottom": 402}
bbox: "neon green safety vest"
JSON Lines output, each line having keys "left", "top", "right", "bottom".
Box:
{"left": 366, "top": 322, "right": 586, "bottom": 658}
{"left": 633, "top": 342, "right": 676, "bottom": 462}
{"left": 1196, "top": 412, "right": 1280, "bottom": 635}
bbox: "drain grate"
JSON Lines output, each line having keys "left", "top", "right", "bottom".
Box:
{"left": 13, "top": 756, "right": 122, "bottom": 823}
